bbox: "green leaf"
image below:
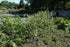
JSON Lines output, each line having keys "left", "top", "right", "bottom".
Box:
{"left": 10, "top": 41, "right": 17, "bottom": 47}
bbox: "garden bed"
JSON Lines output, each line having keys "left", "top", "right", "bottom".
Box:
{"left": 0, "top": 11, "right": 70, "bottom": 47}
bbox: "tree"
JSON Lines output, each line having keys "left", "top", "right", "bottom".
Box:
{"left": 1, "top": 0, "right": 8, "bottom": 6}
{"left": 8, "top": 2, "right": 16, "bottom": 6}
{"left": 26, "top": 0, "right": 70, "bottom": 10}
{"left": 1, "top": 0, "right": 16, "bottom": 6}
{"left": 19, "top": 0, "right": 24, "bottom": 8}
{"left": 26, "top": 0, "right": 55, "bottom": 10}
{"left": 66, "top": 1, "right": 70, "bottom": 9}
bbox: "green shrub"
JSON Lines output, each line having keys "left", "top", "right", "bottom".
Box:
{"left": 0, "top": 16, "right": 24, "bottom": 34}
{"left": 65, "top": 27, "right": 70, "bottom": 38}
{"left": 55, "top": 17, "right": 65, "bottom": 29}
{"left": 0, "top": 7, "right": 9, "bottom": 14}
{"left": 26, "top": 11, "right": 55, "bottom": 37}
{"left": 0, "top": 16, "right": 25, "bottom": 47}
{"left": 64, "top": 20, "right": 70, "bottom": 27}
{"left": 44, "top": 39, "right": 51, "bottom": 45}
{"left": 55, "top": 17, "right": 64, "bottom": 24}
{"left": 56, "top": 17, "right": 70, "bottom": 30}
{"left": 0, "top": 11, "right": 55, "bottom": 46}
{"left": 56, "top": 41, "right": 63, "bottom": 47}
{"left": 52, "top": 35, "right": 59, "bottom": 42}
{"left": 58, "top": 22, "right": 66, "bottom": 30}
{"left": 18, "top": 9, "right": 31, "bottom": 14}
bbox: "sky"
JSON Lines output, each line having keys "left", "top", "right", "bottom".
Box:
{"left": 0, "top": 0, "right": 26, "bottom": 4}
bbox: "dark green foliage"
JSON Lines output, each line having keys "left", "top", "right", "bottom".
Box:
{"left": 19, "top": 0, "right": 24, "bottom": 8}
{"left": 57, "top": 19, "right": 70, "bottom": 29}
{"left": 55, "top": 17, "right": 65, "bottom": 29}
{"left": 44, "top": 39, "right": 51, "bottom": 45}
{"left": 58, "top": 22, "right": 66, "bottom": 30}
{"left": 65, "top": 1, "right": 70, "bottom": 9}
{"left": 52, "top": 35, "right": 59, "bottom": 42}
{"left": 55, "top": 17, "right": 64, "bottom": 23}
{"left": 1, "top": 0, "right": 16, "bottom": 6}
{"left": 26, "top": 0, "right": 70, "bottom": 10}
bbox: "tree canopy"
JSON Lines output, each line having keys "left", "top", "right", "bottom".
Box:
{"left": 25, "top": 0, "right": 70, "bottom": 10}
{"left": 19, "top": 0, "right": 24, "bottom": 8}
{"left": 0, "top": 0, "right": 17, "bottom": 6}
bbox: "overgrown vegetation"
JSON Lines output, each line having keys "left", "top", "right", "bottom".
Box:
{"left": 0, "top": 11, "right": 70, "bottom": 47}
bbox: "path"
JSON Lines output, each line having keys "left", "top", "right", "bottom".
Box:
{"left": 0, "top": 14, "right": 24, "bottom": 17}
{"left": 0, "top": 10, "right": 70, "bottom": 17}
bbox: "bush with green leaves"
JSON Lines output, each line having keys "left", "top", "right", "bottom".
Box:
{"left": 0, "top": 31, "right": 18, "bottom": 47}
{"left": 56, "top": 41, "right": 64, "bottom": 47}
{"left": 57, "top": 18, "right": 70, "bottom": 30}
{"left": 0, "top": 16, "right": 25, "bottom": 47}
{"left": 0, "top": 11, "right": 55, "bottom": 47}
{"left": 26, "top": 11, "right": 55, "bottom": 37}
{"left": 55, "top": 17, "right": 65, "bottom": 29}
{"left": 55, "top": 17, "right": 64, "bottom": 24}
{"left": 55, "top": 17, "right": 70, "bottom": 29}
{"left": 43, "top": 39, "right": 51, "bottom": 45}
{"left": 0, "top": 7, "right": 9, "bottom": 14}
{"left": 52, "top": 35, "right": 59, "bottom": 42}
{"left": 0, "top": 16, "right": 24, "bottom": 35}
{"left": 64, "top": 20, "right": 70, "bottom": 27}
